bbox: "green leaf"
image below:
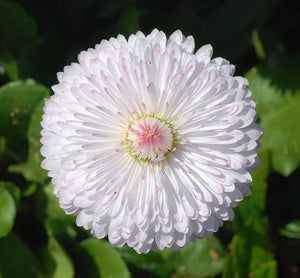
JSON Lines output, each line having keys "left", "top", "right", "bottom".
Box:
{"left": 0, "top": 137, "right": 5, "bottom": 155}
{"left": 0, "top": 187, "right": 16, "bottom": 238}
{"left": 42, "top": 236, "right": 74, "bottom": 278}
{"left": 0, "top": 56, "right": 18, "bottom": 80}
{"left": 118, "top": 247, "right": 173, "bottom": 278}
{"left": 254, "top": 260, "right": 277, "bottom": 278}
{"left": 259, "top": 54, "right": 300, "bottom": 94}
{"left": 22, "top": 183, "right": 38, "bottom": 197}
{"left": 0, "top": 137, "right": 6, "bottom": 171}
{"left": 280, "top": 220, "right": 300, "bottom": 239}
{"left": 0, "top": 80, "right": 49, "bottom": 162}
{"left": 0, "top": 181, "right": 20, "bottom": 208}
{"left": 117, "top": 0, "right": 140, "bottom": 35}
{"left": 35, "top": 183, "right": 75, "bottom": 222}
{"left": 250, "top": 148, "right": 270, "bottom": 211}
{"left": 223, "top": 217, "right": 276, "bottom": 278}
{"left": 165, "top": 237, "right": 226, "bottom": 278}
{"left": 0, "top": 0, "right": 37, "bottom": 56}
{"left": 0, "top": 233, "right": 40, "bottom": 278}
{"left": 233, "top": 149, "right": 270, "bottom": 231}
{"left": 246, "top": 68, "right": 300, "bottom": 176}
{"left": 260, "top": 94, "right": 300, "bottom": 176}
{"left": 45, "top": 219, "right": 77, "bottom": 244}
{"left": 75, "top": 239, "right": 131, "bottom": 278}
{"left": 252, "top": 30, "right": 266, "bottom": 60}
{"left": 9, "top": 99, "right": 49, "bottom": 183}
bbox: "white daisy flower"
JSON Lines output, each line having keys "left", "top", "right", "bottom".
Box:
{"left": 41, "top": 29, "right": 263, "bottom": 253}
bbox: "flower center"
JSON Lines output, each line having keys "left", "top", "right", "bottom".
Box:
{"left": 125, "top": 116, "right": 175, "bottom": 163}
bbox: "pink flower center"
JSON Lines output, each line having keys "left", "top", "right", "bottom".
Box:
{"left": 135, "top": 123, "right": 163, "bottom": 145}
{"left": 126, "top": 117, "right": 174, "bottom": 162}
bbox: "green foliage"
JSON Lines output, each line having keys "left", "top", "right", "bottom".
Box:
{"left": 232, "top": 149, "right": 270, "bottom": 231}
{"left": 0, "top": 80, "right": 49, "bottom": 162}
{"left": 223, "top": 218, "right": 277, "bottom": 278}
{"left": 280, "top": 220, "right": 300, "bottom": 239}
{"left": 9, "top": 99, "right": 49, "bottom": 183}
{"left": 0, "top": 57, "right": 18, "bottom": 81}
{"left": 35, "top": 183, "right": 76, "bottom": 223}
{"left": 42, "top": 236, "right": 74, "bottom": 278}
{"left": 0, "top": 233, "right": 39, "bottom": 278}
{"left": 119, "top": 237, "right": 225, "bottom": 278}
{"left": 0, "top": 0, "right": 37, "bottom": 56}
{"left": 0, "top": 0, "right": 299, "bottom": 277}
{"left": 164, "top": 237, "right": 226, "bottom": 278}
{"left": 0, "top": 137, "right": 6, "bottom": 155}
{"left": 0, "top": 187, "right": 16, "bottom": 238}
{"left": 0, "top": 181, "right": 21, "bottom": 206}
{"left": 75, "top": 239, "right": 131, "bottom": 278}
{"left": 250, "top": 149, "right": 270, "bottom": 211}
{"left": 252, "top": 30, "right": 266, "bottom": 60}
{"left": 119, "top": 247, "right": 173, "bottom": 277}
{"left": 246, "top": 65, "right": 300, "bottom": 176}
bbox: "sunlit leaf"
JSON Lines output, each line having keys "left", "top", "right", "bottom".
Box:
{"left": 246, "top": 69, "right": 300, "bottom": 176}
{"left": 0, "top": 187, "right": 16, "bottom": 238}
{"left": 75, "top": 239, "right": 131, "bottom": 278}
{"left": 280, "top": 220, "right": 300, "bottom": 239}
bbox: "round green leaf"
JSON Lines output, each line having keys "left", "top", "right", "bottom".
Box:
{"left": 0, "top": 187, "right": 16, "bottom": 238}
{"left": 0, "top": 80, "right": 49, "bottom": 162}
{"left": 0, "top": 181, "right": 20, "bottom": 208}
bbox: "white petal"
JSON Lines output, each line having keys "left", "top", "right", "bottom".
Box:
{"left": 41, "top": 29, "right": 262, "bottom": 253}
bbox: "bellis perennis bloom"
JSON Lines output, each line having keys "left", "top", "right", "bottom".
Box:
{"left": 41, "top": 29, "right": 263, "bottom": 253}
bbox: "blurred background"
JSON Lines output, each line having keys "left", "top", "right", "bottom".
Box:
{"left": 0, "top": 0, "right": 300, "bottom": 277}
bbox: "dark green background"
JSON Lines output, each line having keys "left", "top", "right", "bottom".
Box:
{"left": 0, "top": 0, "right": 300, "bottom": 277}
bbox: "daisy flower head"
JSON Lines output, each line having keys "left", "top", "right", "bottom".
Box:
{"left": 41, "top": 29, "right": 263, "bottom": 253}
